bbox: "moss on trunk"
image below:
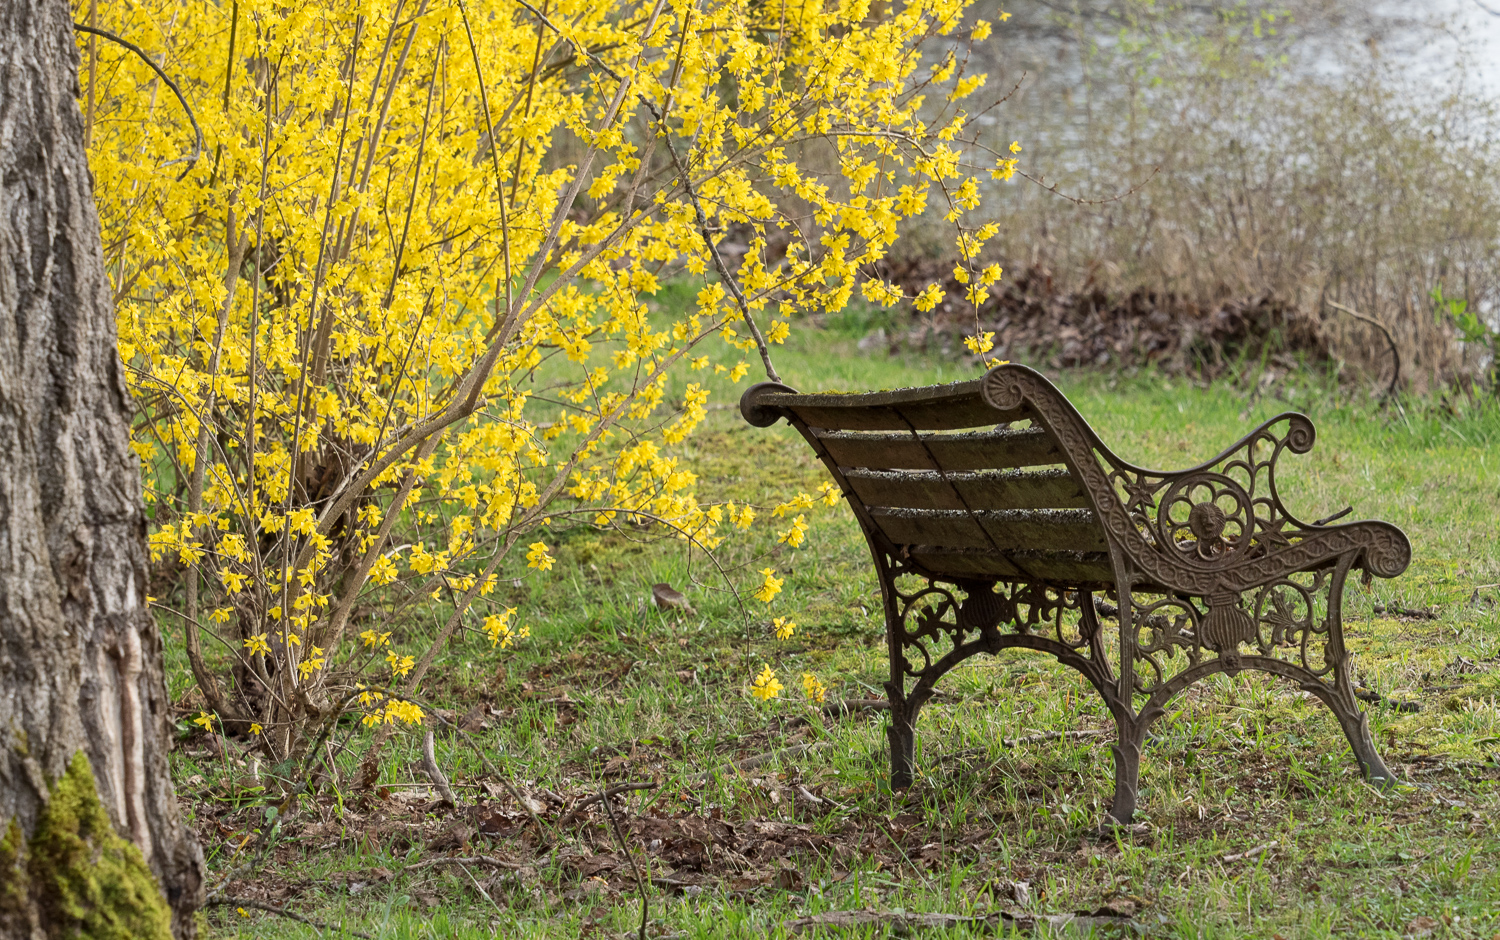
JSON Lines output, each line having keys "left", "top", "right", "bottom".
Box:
{"left": 0, "top": 752, "right": 173, "bottom": 940}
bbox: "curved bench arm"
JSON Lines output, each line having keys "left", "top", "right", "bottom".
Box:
{"left": 981, "top": 364, "right": 1411, "bottom": 592}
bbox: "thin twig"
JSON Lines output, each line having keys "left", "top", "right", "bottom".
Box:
{"left": 406, "top": 854, "right": 525, "bottom": 871}
{"left": 206, "top": 897, "right": 374, "bottom": 939}
{"left": 457, "top": 862, "right": 506, "bottom": 915}
{"left": 598, "top": 785, "right": 650, "bottom": 940}
{"left": 1326, "top": 300, "right": 1401, "bottom": 400}
{"left": 455, "top": 732, "right": 551, "bottom": 840}
{"left": 658, "top": 126, "right": 781, "bottom": 384}
{"left": 1002, "top": 728, "right": 1108, "bottom": 748}
{"left": 1221, "top": 841, "right": 1277, "bottom": 863}
{"left": 72, "top": 23, "right": 203, "bottom": 179}
{"left": 558, "top": 781, "right": 659, "bottom": 825}
{"left": 421, "top": 729, "right": 457, "bottom": 806}
{"left": 513, "top": 0, "right": 780, "bottom": 383}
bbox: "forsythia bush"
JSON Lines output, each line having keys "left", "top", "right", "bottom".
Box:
{"left": 78, "top": 0, "right": 1012, "bottom": 757}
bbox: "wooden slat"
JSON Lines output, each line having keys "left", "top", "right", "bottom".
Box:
{"left": 1007, "top": 550, "right": 1115, "bottom": 584}
{"left": 980, "top": 509, "right": 1108, "bottom": 553}
{"left": 867, "top": 507, "right": 992, "bottom": 550}
{"left": 756, "top": 380, "right": 1026, "bottom": 431}
{"left": 815, "top": 426, "right": 1064, "bottom": 472}
{"left": 867, "top": 508, "right": 1107, "bottom": 554}
{"left": 842, "top": 468, "right": 1088, "bottom": 511}
{"left": 907, "top": 548, "right": 1113, "bottom": 585}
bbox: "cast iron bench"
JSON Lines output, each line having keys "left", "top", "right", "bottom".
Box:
{"left": 740, "top": 363, "right": 1411, "bottom": 824}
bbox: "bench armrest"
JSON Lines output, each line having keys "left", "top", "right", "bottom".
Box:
{"left": 981, "top": 364, "right": 1410, "bottom": 590}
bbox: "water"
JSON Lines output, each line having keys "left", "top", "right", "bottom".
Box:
{"left": 1380, "top": 0, "right": 1500, "bottom": 97}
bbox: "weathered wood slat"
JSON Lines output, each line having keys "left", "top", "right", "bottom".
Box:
{"left": 868, "top": 507, "right": 992, "bottom": 550}
{"left": 814, "top": 426, "right": 1064, "bottom": 471}
{"left": 868, "top": 508, "right": 1108, "bottom": 554}
{"left": 842, "top": 467, "right": 1089, "bottom": 511}
{"left": 906, "top": 548, "right": 1113, "bottom": 584}
{"left": 756, "top": 380, "right": 1026, "bottom": 431}
{"left": 905, "top": 548, "right": 1028, "bottom": 580}
{"left": 1006, "top": 550, "right": 1116, "bottom": 583}
{"left": 982, "top": 509, "right": 1108, "bottom": 552}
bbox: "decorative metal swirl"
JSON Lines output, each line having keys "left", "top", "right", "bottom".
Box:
{"left": 980, "top": 369, "right": 1026, "bottom": 412}
{"left": 1124, "top": 566, "right": 1342, "bottom": 695}
{"left": 975, "top": 364, "right": 1411, "bottom": 594}
{"left": 737, "top": 381, "right": 800, "bottom": 427}
{"left": 1158, "top": 473, "right": 1256, "bottom": 563}
{"left": 886, "top": 561, "right": 1097, "bottom": 692}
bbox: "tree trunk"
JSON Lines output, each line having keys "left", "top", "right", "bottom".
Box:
{"left": 0, "top": 1, "right": 204, "bottom": 937}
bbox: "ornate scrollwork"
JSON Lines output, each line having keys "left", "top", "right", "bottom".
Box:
{"left": 1108, "top": 423, "right": 1311, "bottom": 574}
{"left": 1125, "top": 566, "right": 1341, "bottom": 695}
{"left": 977, "top": 364, "right": 1410, "bottom": 596}
{"left": 1129, "top": 593, "right": 1203, "bottom": 694}
{"left": 1250, "top": 572, "right": 1336, "bottom": 677}
{"left": 885, "top": 559, "right": 1102, "bottom": 696}
{"left": 980, "top": 368, "right": 1026, "bottom": 412}
{"left": 1159, "top": 473, "right": 1256, "bottom": 563}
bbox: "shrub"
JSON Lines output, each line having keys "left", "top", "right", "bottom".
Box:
{"left": 81, "top": 0, "right": 1011, "bottom": 758}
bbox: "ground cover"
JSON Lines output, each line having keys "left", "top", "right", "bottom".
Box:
{"left": 173, "top": 324, "right": 1500, "bottom": 938}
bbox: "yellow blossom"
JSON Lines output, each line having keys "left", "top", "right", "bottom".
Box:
{"left": 914, "top": 284, "right": 945, "bottom": 312}
{"left": 243, "top": 633, "right": 271, "bottom": 657}
{"left": 778, "top": 514, "right": 809, "bottom": 548}
{"left": 801, "top": 672, "right": 828, "bottom": 703}
{"left": 298, "top": 646, "right": 327, "bottom": 679}
{"left": 751, "top": 665, "right": 783, "bottom": 701}
{"left": 387, "top": 651, "right": 416, "bottom": 678}
{"left": 773, "top": 617, "right": 797, "bottom": 640}
{"left": 526, "top": 542, "right": 554, "bottom": 572}
{"left": 754, "top": 567, "right": 784, "bottom": 604}
{"left": 483, "top": 608, "right": 528, "bottom": 649}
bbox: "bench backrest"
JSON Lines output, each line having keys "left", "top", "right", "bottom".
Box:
{"left": 740, "top": 375, "right": 1115, "bottom": 586}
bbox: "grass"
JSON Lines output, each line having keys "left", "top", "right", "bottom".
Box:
{"left": 177, "top": 323, "right": 1500, "bottom": 939}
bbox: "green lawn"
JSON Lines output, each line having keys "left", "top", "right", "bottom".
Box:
{"left": 182, "top": 324, "right": 1500, "bottom": 939}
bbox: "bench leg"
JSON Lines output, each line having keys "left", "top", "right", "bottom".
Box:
{"left": 885, "top": 679, "right": 928, "bottom": 790}
{"left": 887, "top": 703, "right": 917, "bottom": 790}
{"left": 1327, "top": 688, "right": 1396, "bottom": 788}
{"left": 1106, "top": 716, "right": 1148, "bottom": 825}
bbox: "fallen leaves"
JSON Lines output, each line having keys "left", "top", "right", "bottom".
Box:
{"left": 783, "top": 907, "right": 1140, "bottom": 935}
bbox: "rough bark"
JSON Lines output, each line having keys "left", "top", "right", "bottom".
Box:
{"left": 0, "top": 0, "right": 204, "bottom": 937}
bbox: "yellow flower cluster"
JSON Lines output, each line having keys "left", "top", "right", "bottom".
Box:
{"left": 482, "top": 609, "right": 529, "bottom": 649}
{"left": 751, "top": 665, "right": 783, "bottom": 701}
{"left": 801, "top": 673, "right": 828, "bottom": 704}
{"left": 360, "top": 696, "right": 425, "bottom": 728}
{"left": 778, "top": 515, "right": 809, "bottom": 548}
{"left": 754, "top": 568, "right": 785, "bottom": 605}
{"left": 526, "top": 542, "right": 554, "bottom": 572}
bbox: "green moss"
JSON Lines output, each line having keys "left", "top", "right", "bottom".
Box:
{"left": 0, "top": 817, "right": 27, "bottom": 917}
{"left": 27, "top": 751, "right": 173, "bottom": 940}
